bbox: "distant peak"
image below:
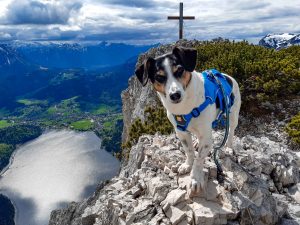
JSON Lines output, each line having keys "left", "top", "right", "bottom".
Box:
{"left": 259, "top": 33, "right": 300, "bottom": 50}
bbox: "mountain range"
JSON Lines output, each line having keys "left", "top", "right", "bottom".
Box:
{"left": 0, "top": 42, "right": 155, "bottom": 114}
{"left": 259, "top": 33, "right": 300, "bottom": 50}
{"left": 13, "top": 41, "right": 155, "bottom": 69}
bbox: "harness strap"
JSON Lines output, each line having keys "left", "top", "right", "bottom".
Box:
{"left": 173, "top": 69, "right": 233, "bottom": 132}
{"left": 175, "top": 97, "right": 213, "bottom": 131}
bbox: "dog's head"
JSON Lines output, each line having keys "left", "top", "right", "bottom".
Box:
{"left": 135, "top": 46, "right": 197, "bottom": 104}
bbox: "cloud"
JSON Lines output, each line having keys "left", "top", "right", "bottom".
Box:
{"left": 0, "top": 0, "right": 299, "bottom": 44}
{"left": 0, "top": 32, "right": 12, "bottom": 41}
{"left": 6, "top": 0, "right": 82, "bottom": 25}
{"left": 100, "top": 0, "right": 157, "bottom": 8}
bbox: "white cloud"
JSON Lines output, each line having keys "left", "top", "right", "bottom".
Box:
{"left": 0, "top": 0, "right": 299, "bottom": 43}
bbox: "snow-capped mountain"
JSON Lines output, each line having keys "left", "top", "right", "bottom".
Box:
{"left": 259, "top": 33, "right": 300, "bottom": 50}
{"left": 0, "top": 44, "right": 34, "bottom": 75}
{"left": 8, "top": 41, "right": 156, "bottom": 69}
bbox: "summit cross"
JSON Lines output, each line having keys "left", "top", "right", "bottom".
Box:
{"left": 167, "top": 2, "right": 195, "bottom": 40}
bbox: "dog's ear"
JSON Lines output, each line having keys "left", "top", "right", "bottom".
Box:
{"left": 172, "top": 47, "right": 197, "bottom": 72}
{"left": 135, "top": 57, "right": 156, "bottom": 86}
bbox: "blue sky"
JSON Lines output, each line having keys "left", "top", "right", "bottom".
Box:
{"left": 0, "top": 0, "right": 299, "bottom": 44}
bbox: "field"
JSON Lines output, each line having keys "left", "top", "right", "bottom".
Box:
{"left": 0, "top": 120, "right": 13, "bottom": 129}
{"left": 70, "top": 119, "right": 95, "bottom": 131}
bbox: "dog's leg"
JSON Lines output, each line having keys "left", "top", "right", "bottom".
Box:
{"left": 190, "top": 126, "right": 212, "bottom": 194}
{"left": 176, "top": 130, "right": 195, "bottom": 175}
{"left": 226, "top": 102, "right": 240, "bottom": 149}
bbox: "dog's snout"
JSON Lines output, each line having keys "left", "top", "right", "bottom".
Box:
{"left": 170, "top": 91, "right": 182, "bottom": 102}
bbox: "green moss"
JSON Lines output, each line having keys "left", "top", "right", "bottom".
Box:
{"left": 70, "top": 119, "right": 94, "bottom": 131}
{"left": 286, "top": 113, "right": 300, "bottom": 145}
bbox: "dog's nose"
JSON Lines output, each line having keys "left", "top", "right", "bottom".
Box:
{"left": 170, "top": 91, "right": 182, "bottom": 102}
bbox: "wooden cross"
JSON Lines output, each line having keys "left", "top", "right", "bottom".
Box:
{"left": 168, "top": 2, "right": 195, "bottom": 40}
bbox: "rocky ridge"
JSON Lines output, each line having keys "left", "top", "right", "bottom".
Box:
{"left": 49, "top": 125, "right": 300, "bottom": 225}
{"left": 48, "top": 39, "right": 300, "bottom": 225}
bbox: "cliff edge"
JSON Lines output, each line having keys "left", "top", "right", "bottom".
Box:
{"left": 48, "top": 40, "right": 300, "bottom": 225}
{"left": 48, "top": 128, "right": 300, "bottom": 225}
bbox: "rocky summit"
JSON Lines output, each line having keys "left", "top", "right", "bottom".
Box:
{"left": 48, "top": 129, "right": 300, "bottom": 225}
{"left": 48, "top": 40, "right": 300, "bottom": 225}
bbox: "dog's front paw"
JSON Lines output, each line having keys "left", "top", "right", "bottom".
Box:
{"left": 178, "top": 163, "right": 192, "bottom": 175}
{"left": 189, "top": 171, "right": 206, "bottom": 197}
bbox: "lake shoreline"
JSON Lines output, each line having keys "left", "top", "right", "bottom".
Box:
{"left": 0, "top": 194, "right": 16, "bottom": 225}
{"left": 0, "top": 129, "right": 120, "bottom": 225}
{"left": 0, "top": 128, "right": 44, "bottom": 225}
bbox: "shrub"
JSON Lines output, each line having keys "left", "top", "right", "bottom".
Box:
{"left": 122, "top": 106, "right": 173, "bottom": 158}
{"left": 196, "top": 40, "right": 300, "bottom": 107}
{"left": 286, "top": 113, "right": 300, "bottom": 145}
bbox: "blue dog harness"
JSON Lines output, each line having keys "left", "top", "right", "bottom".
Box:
{"left": 173, "top": 69, "right": 234, "bottom": 132}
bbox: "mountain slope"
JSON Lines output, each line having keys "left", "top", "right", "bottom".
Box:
{"left": 0, "top": 44, "right": 36, "bottom": 76}
{"left": 259, "top": 33, "right": 300, "bottom": 50}
{"left": 0, "top": 41, "right": 152, "bottom": 112}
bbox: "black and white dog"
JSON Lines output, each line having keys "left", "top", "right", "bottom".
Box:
{"left": 135, "top": 46, "right": 241, "bottom": 195}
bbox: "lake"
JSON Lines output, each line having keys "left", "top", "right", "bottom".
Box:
{"left": 0, "top": 130, "right": 120, "bottom": 225}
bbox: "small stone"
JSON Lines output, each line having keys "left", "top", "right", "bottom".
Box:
{"left": 280, "top": 218, "right": 300, "bottom": 225}
{"left": 130, "top": 186, "right": 142, "bottom": 199}
{"left": 251, "top": 189, "right": 264, "bottom": 207}
{"left": 288, "top": 183, "right": 300, "bottom": 204}
{"left": 162, "top": 202, "right": 171, "bottom": 212}
{"left": 205, "top": 180, "right": 220, "bottom": 202}
{"left": 171, "top": 165, "right": 179, "bottom": 173}
{"left": 177, "top": 219, "right": 189, "bottom": 225}
{"left": 165, "top": 206, "right": 186, "bottom": 225}
{"left": 164, "top": 166, "right": 171, "bottom": 174}
{"left": 168, "top": 171, "right": 176, "bottom": 178}
{"left": 161, "top": 189, "right": 187, "bottom": 206}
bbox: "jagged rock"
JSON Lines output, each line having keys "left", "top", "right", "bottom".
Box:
{"left": 48, "top": 131, "right": 300, "bottom": 225}
{"left": 165, "top": 206, "right": 186, "bottom": 225}
{"left": 289, "top": 184, "right": 300, "bottom": 204}
{"left": 280, "top": 218, "right": 300, "bottom": 225}
{"left": 47, "top": 41, "right": 300, "bottom": 225}
{"left": 161, "top": 189, "right": 187, "bottom": 208}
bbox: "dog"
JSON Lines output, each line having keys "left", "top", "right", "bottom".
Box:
{"left": 135, "top": 46, "right": 241, "bottom": 195}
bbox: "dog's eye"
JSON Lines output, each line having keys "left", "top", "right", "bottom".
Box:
{"left": 155, "top": 75, "right": 167, "bottom": 83}
{"left": 175, "top": 66, "right": 184, "bottom": 78}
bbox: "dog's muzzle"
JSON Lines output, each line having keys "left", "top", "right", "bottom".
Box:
{"left": 170, "top": 91, "right": 182, "bottom": 103}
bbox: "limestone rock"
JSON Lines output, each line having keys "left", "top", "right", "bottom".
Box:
{"left": 48, "top": 42, "right": 300, "bottom": 225}
{"left": 49, "top": 131, "right": 300, "bottom": 225}
{"left": 289, "top": 184, "right": 300, "bottom": 204}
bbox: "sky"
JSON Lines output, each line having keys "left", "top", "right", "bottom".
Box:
{"left": 0, "top": 0, "right": 299, "bottom": 44}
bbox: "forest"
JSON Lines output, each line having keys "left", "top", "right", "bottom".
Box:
{"left": 0, "top": 125, "right": 42, "bottom": 171}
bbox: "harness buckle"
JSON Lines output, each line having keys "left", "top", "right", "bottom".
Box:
{"left": 191, "top": 108, "right": 200, "bottom": 117}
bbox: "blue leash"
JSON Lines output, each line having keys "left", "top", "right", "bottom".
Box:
{"left": 209, "top": 72, "right": 229, "bottom": 184}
